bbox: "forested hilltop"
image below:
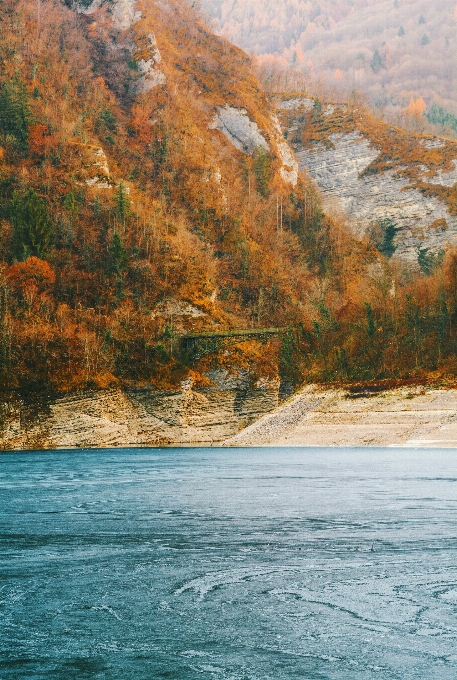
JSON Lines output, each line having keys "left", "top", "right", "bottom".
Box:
{"left": 202, "top": 0, "right": 457, "bottom": 124}
{"left": 2, "top": 0, "right": 457, "bottom": 401}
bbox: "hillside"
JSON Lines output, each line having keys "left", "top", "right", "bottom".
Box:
{"left": 3, "top": 0, "right": 457, "bottom": 427}
{"left": 202, "top": 0, "right": 457, "bottom": 117}
{"left": 276, "top": 95, "right": 457, "bottom": 264}
{"left": 0, "top": 0, "right": 319, "bottom": 395}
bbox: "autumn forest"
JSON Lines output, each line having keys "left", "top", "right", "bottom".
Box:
{"left": 2, "top": 0, "right": 457, "bottom": 404}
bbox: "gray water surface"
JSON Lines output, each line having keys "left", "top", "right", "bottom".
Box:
{"left": 0, "top": 447, "right": 456, "bottom": 679}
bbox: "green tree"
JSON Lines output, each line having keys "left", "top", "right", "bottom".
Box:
{"left": 64, "top": 191, "right": 79, "bottom": 221}
{"left": 0, "top": 271, "right": 11, "bottom": 388}
{"left": 398, "top": 26, "right": 405, "bottom": 37}
{"left": 364, "top": 302, "right": 376, "bottom": 340}
{"left": 252, "top": 147, "right": 272, "bottom": 198}
{"left": 279, "top": 326, "right": 304, "bottom": 386}
{"left": 0, "top": 77, "right": 34, "bottom": 154}
{"left": 97, "top": 108, "right": 117, "bottom": 133}
{"left": 312, "top": 97, "right": 322, "bottom": 119}
{"left": 405, "top": 294, "right": 422, "bottom": 369}
{"left": 151, "top": 126, "right": 170, "bottom": 177}
{"left": 417, "top": 246, "right": 443, "bottom": 275}
{"left": 369, "top": 218, "right": 398, "bottom": 258}
{"left": 113, "top": 182, "right": 130, "bottom": 225}
{"left": 426, "top": 103, "right": 457, "bottom": 133}
{"left": 370, "top": 49, "right": 383, "bottom": 73}
{"left": 64, "top": 191, "right": 77, "bottom": 212}
{"left": 421, "top": 34, "right": 430, "bottom": 46}
{"left": 9, "top": 189, "right": 53, "bottom": 261}
{"left": 435, "top": 290, "right": 449, "bottom": 362}
{"left": 63, "top": 0, "right": 93, "bottom": 8}
{"left": 106, "top": 230, "right": 128, "bottom": 276}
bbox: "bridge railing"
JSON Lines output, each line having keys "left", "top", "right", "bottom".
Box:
{"left": 178, "top": 327, "right": 288, "bottom": 360}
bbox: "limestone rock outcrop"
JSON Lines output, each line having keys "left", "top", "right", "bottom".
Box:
{"left": 0, "top": 375, "right": 279, "bottom": 449}
{"left": 277, "top": 97, "right": 457, "bottom": 262}
{"left": 210, "top": 105, "right": 269, "bottom": 154}
{"left": 77, "top": 0, "right": 166, "bottom": 93}
{"left": 210, "top": 106, "right": 299, "bottom": 186}
{"left": 68, "top": 143, "right": 115, "bottom": 189}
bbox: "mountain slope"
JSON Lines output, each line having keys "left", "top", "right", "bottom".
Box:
{"left": 3, "top": 0, "right": 457, "bottom": 408}
{"left": 202, "top": 0, "right": 457, "bottom": 114}
{"left": 0, "top": 0, "right": 321, "bottom": 393}
{"left": 276, "top": 95, "right": 457, "bottom": 264}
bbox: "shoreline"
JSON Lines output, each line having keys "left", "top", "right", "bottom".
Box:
{"left": 2, "top": 383, "right": 457, "bottom": 450}
{"left": 224, "top": 384, "right": 457, "bottom": 448}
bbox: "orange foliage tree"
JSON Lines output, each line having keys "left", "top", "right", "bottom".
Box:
{"left": 6, "top": 257, "right": 56, "bottom": 292}
{"left": 403, "top": 97, "right": 426, "bottom": 117}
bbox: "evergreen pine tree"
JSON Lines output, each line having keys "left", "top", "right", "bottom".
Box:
{"left": 252, "top": 147, "right": 272, "bottom": 198}
{"left": 364, "top": 302, "right": 376, "bottom": 340}
{"left": 114, "top": 182, "right": 130, "bottom": 225}
{"left": 312, "top": 97, "right": 323, "bottom": 119}
{"left": 0, "top": 77, "right": 34, "bottom": 154}
{"left": 0, "top": 271, "right": 11, "bottom": 387}
{"left": 9, "top": 189, "right": 53, "bottom": 260}
{"left": 370, "top": 49, "right": 383, "bottom": 73}
{"left": 106, "top": 231, "right": 128, "bottom": 276}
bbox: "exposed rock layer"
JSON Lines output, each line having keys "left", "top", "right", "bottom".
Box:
{"left": 78, "top": 0, "right": 166, "bottom": 92}
{"left": 226, "top": 385, "right": 457, "bottom": 447}
{"left": 5, "top": 383, "right": 457, "bottom": 450}
{"left": 277, "top": 98, "right": 457, "bottom": 262}
{"left": 210, "top": 106, "right": 299, "bottom": 185}
{"left": 0, "top": 381, "right": 278, "bottom": 449}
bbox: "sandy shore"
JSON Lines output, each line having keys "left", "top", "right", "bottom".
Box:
{"left": 225, "top": 384, "right": 457, "bottom": 447}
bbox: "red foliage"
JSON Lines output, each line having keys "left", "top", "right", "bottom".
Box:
{"left": 28, "top": 124, "right": 54, "bottom": 158}
{"left": 6, "top": 257, "right": 56, "bottom": 292}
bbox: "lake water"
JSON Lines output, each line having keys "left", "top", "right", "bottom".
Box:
{"left": 0, "top": 447, "right": 456, "bottom": 679}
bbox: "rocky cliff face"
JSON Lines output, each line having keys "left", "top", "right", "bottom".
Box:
{"left": 276, "top": 97, "right": 457, "bottom": 263}
{"left": 0, "top": 372, "right": 279, "bottom": 449}
{"left": 78, "top": 0, "right": 166, "bottom": 92}
{"left": 74, "top": 0, "right": 298, "bottom": 184}
{"left": 209, "top": 105, "right": 298, "bottom": 185}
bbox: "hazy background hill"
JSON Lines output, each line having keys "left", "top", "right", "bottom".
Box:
{"left": 202, "top": 0, "right": 457, "bottom": 116}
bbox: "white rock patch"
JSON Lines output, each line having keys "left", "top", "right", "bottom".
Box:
{"left": 294, "top": 131, "right": 457, "bottom": 260}
{"left": 155, "top": 299, "right": 206, "bottom": 319}
{"left": 427, "top": 161, "right": 457, "bottom": 188}
{"left": 85, "top": 147, "right": 113, "bottom": 188}
{"left": 77, "top": 0, "right": 166, "bottom": 92}
{"left": 70, "top": 143, "right": 114, "bottom": 189}
{"left": 110, "top": 0, "right": 141, "bottom": 30}
{"left": 421, "top": 138, "right": 446, "bottom": 150}
{"left": 210, "top": 107, "right": 299, "bottom": 186}
{"left": 209, "top": 106, "right": 269, "bottom": 154}
{"left": 271, "top": 114, "right": 299, "bottom": 186}
{"left": 276, "top": 97, "right": 314, "bottom": 111}
{"left": 133, "top": 34, "right": 166, "bottom": 93}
